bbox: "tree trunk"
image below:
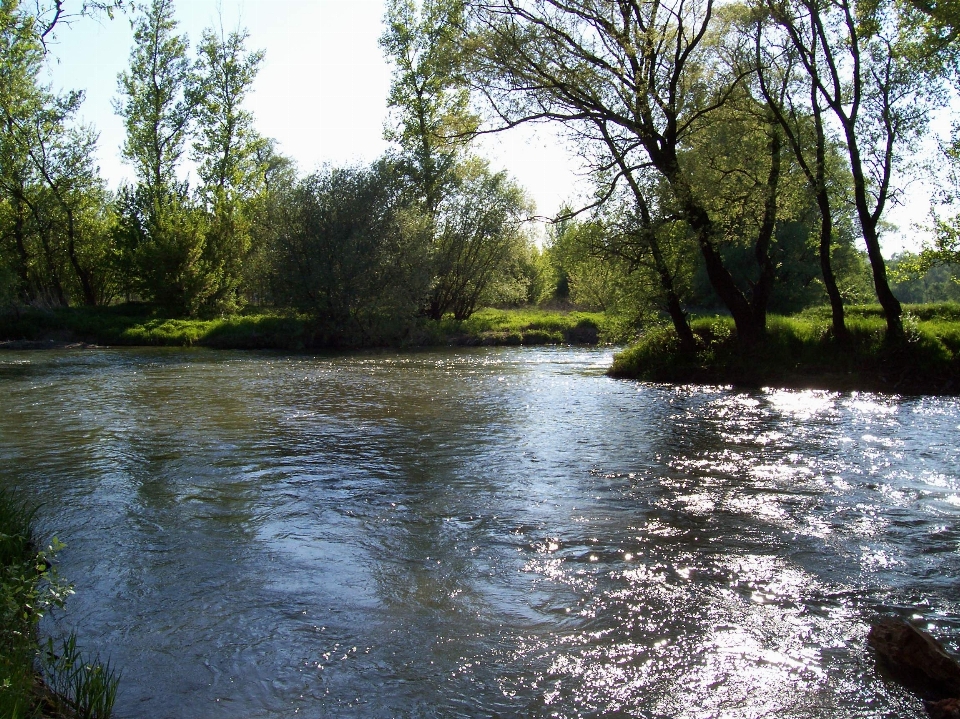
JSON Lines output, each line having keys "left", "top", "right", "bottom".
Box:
{"left": 817, "top": 194, "right": 848, "bottom": 341}
{"left": 812, "top": 106, "right": 849, "bottom": 342}
{"left": 65, "top": 208, "right": 97, "bottom": 306}
{"left": 750, "top": 123, "right": 782, "bottom": 331}
{"left": 653, "top": 149, "right": 766, "bottom": 348}
{"left": 605, "top": 128, "right": 698, "bottom": 354}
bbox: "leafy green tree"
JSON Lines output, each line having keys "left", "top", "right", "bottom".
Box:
{"left": 22, "top": 93, "right": 118, "bottom": 305}
{"left": 115, "top": 0, "right": 191, "bottom": 196}
{"left": 380, "top": 0, "right": 477, "bottom": 216}
{"left": 188, "top": 22, "right": 266, "bottom": 313}
{"left": 764, "top": 0, "right": 948, "bottom": 341}
{"left": 428, "top": 159, "right": 532, "bottom": 320}
{"left": 383, "top": 0, "right": 531, "bottom": 320}
{"left": 115, "top": 0, "right": 272, "bottom": 316}
{"left": 751, "top": 3, "right": 854, "bottom": 338}
{"left": 270, "top": 161, "right": 433, "bottom": 345}
{"left": 244, "top": 138, "right": 296, "bottom": 306}
{"left": 471, "top": 0, "right": 793, "bottom": 348}
{"left": 0, "top": 0, "right": 50, "bottom": 303}
{"left": 113, "top": 0, "right": 208, "bottom": 315}
{"left": 190, "top": 24, "right": 265, "bottom": 197}
{"left": 890, "top": 252, "right": 960, "bottom": 302}
{"left": 0, "top": 0, "right": 117, "bottom": 307}
{"left": 114, "top": 184, "right": 215, "bottom": 316}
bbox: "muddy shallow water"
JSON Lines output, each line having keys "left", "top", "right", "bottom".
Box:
{"left": 1, "top": 346, "right": 958, "bottom": 718}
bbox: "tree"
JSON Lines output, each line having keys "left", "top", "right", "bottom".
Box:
{"left": 244, "top": 138, "right": 296, "bottom": 305}
{"left": 381, "top": 0, "right": 478, "bottom": 216}
{"left": 113, "top": 183, "right": 214, "bottom": 316}
{"left": 0, "top": 0, "right": 51, "bottom": 303}
{"left": 384, "top": 0, "right": 537, "bottom": 321}
{"left": 190, "top": 24, "right": 265, "bottom": 197}
{"left": 470, "top": 0, "right": 788, "bottom": 348}
{"left": 764, "top": 0, "right": 947, "bottom": 341}
{"left": 113, "top": 0, "right": 202, "bottom": 314}
{"left": 188, "top": 22, "right": 266, "bottom": 313}
{"left": 428, "top": 158, "right": 532, "bottom": 320}
{"left": 270, "top": 162, "right": 433, "bottom": 345}
{"left": 752, "top": 4, "right": 852, "bottom": 339}
{"left": 0, "top": 0, "right": 117, "bottom": 306}
{"left": 115, "top": 0, "right": 191, "bottom": 196}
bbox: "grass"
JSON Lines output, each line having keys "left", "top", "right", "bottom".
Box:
{"left": 436, "top": 307, "right": 630, "bottom": 345}
{"left": 0, "top": 304, "right": 624, "bottom": 349}
{"left": 610, "top": 303, "right": 960, "bottom": 394}
{"left": 0, "top": 490, "right": 119, "bottom": 719}
{"left": 0, "top": 304, "right": 316, "bottom": 350}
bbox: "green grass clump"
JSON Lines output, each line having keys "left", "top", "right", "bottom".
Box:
{"left": 42, "top": 633, "right": 119, "bottom": 719}
{"left": 0, "top": 304, "right": 316, "bottom": 350}
{"left": 1, "top": 303, "right": 630, "bottom": 349}
{"left": 440, "top": 307, "right": 620, "bottom": 345}
{"left": 0, "top": 490, "right": 119, "bottom": 719}
{"left": 611, "top": 307, "right": 960, "bottom": 394}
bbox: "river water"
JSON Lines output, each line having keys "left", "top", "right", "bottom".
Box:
{"left": 1, "top": 346, "right": 958, "bottom": 718}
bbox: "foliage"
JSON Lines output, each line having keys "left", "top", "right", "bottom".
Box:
{"left": 114, "top": 184, "right": 229, "bottom": 317}
{"left": 115, "top": 0, "right": 191, "bottom": 194}
{"left": 41, "top": 632, "right": 119, "bottom": 719}
{"left": 889, "top": 252, "right": 960, "bottom": 303}
{"left": 269, "top": 161, "right": 433, "bottom": 345}
{"left": 189, "top": 25, "right": 265, "bottom": 198}
{"left": 761, "top": 0, "right": 950, "bottom": 339}
{"left": 610, "top": 305, "right": 960, "bottom": 392}
{"left": 381, "top": 0, "right": 477, "bottom": 215}
{"left": 428, "top": 159, "right": 533, "bottom": 320}
{"left": 0, "top": 489, "right": 118, "bottom": 719}
{"left": 0, "top": 0, "right": 118, "bottom": 308}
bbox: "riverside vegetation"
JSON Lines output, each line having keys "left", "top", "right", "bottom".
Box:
{"left": 2, "top": 0, "right": 960, "bottom": 392}
{"left": 0, "top": 491, "right": 119, "bottom": 719}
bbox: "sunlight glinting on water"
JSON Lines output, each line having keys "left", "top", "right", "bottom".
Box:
{"left": 0, "top": 348, "right": 957, "bottom": 718}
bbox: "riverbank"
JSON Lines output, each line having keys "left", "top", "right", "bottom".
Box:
{"left": 610, "top": 304, "right": 960, "bottom": 395}
{"left": 0, "top": 304, "right": 618, "bottom": 351}
{"left": 5, "top": 302, "right": 960, "bottom": 395}
{"left": 0, "top": 491, "right": 119, "bottom": 718}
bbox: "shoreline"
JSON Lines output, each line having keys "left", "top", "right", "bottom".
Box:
{"left": 3, "top": 304, "right": 960, "bottom": 396}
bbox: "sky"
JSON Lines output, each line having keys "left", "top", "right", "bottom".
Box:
{"left": 41, "top": 0, "right": 935, "bottom": 254}
{"left": 41, "top": 0, "right": 588, "bottom": 235}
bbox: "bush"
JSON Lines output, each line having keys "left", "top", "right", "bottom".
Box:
{"left": 0, "top": 490, "right": 119, "bottom": 719}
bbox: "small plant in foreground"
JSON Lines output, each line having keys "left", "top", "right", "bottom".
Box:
{"left": 0, "top": 490, "right": 119, "bottom": 719}
{"left": 42, "top": 633, "right": 120, "bottom": 719}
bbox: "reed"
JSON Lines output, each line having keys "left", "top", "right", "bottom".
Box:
{"left": 0, "top": 490, "right": 119, "bottom": 718}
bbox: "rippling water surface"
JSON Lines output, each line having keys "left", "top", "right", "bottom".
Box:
{"left": 1, "top": 346, "right": 959, "bottom": 718}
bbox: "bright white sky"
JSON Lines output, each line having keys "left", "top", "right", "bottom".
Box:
{"left": 41, "top": 0, "right": 588, "bottom": 236}
{"left": 41, "top": 0, "right": 932, "bottom": 253}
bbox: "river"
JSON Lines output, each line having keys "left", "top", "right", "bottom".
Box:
{"left": 1, "top": 346, "right": 958, "bottom": 718}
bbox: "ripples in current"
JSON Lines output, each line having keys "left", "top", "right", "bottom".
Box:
{"left": 0, "top": 347, "right": 957, "bottom": 718}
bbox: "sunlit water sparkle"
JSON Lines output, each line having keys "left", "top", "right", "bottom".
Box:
{"left": 0, "top": 346, "right": 958, "bottom": 718}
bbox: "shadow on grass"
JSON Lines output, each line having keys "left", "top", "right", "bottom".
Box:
{"left": 610, "top": 305, "right": 960, "bottom": 395}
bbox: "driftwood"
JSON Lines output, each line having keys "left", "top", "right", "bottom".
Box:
{"left": 869, "top": 617, "right": 960, "bottom": 716}
{"left": 928, "top": 698, "right": 960, "bottom": 719}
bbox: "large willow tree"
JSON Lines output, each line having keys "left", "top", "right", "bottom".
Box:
{"left": 469, "top": 0, "right": 786, "bottom": 348}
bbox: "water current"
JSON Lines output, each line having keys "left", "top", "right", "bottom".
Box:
{"left": 1, "top": 346, "right": 958, "bottom": 718}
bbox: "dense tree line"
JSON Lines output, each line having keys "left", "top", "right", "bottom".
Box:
{"left": 468, "top": 0, "right": 959, "bottom": 348}
{"left": 1, "top": 0, "right": 958, "bottom": 348}
{"left": 0, "top": 0, "right": 537, "bottom": 345}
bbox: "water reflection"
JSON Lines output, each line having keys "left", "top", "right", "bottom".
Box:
{"left": 0, "top": 348, "right": 957, "bottom": 717}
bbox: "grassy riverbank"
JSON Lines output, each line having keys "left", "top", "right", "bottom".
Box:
{"left": 0, "top": 491, "right": 118, "bottom": 719}
{"left": 610, "top": 303, "right": 960, "bottom": 394}
{"left": 0, "top": 304, "right": 620, "bottom": 349}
